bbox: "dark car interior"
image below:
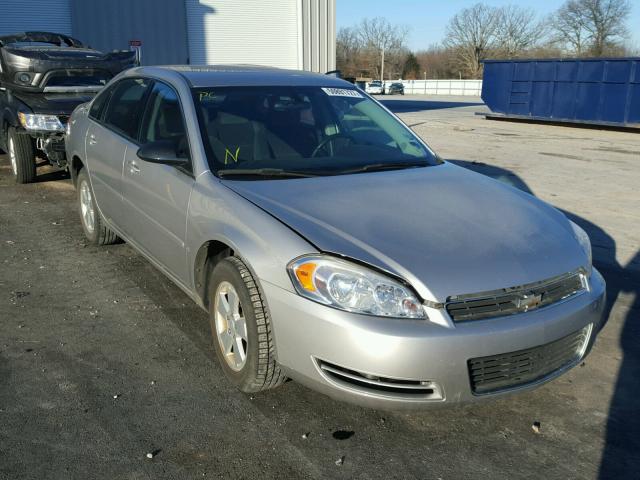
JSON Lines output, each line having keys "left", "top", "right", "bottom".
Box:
{"left": 196, "top": 86, "right": 415, "bottom": 172}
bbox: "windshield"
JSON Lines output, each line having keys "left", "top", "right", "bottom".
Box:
{"left": 193, "top": 86, "right": 439, "bottom": 178}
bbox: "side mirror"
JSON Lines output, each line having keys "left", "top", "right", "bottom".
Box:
{"left": 136, "top": 140, "right": 189, "bottom": 166}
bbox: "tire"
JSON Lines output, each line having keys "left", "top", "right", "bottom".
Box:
{"left": 76, "top": 168, "right": 119, "bottom": 245}
{"left": 7, "top": 127, "right": 36, "bottom": 184}
{"left": 208, "top": 256, "right": 286, "bottom": 393}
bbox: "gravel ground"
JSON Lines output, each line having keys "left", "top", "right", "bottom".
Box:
{"left": 0, "top": 96, "right": 638, "bottom": 480}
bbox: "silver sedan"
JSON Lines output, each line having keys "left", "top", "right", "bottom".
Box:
{"left": 65, "top": 66, "right": 606, "bottom": 409}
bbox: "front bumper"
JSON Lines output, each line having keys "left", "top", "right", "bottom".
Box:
{"left": 263, "top": 268, "right": 606, "bottom": 410}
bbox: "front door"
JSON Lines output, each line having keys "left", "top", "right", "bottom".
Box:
{"left": 120, "top": 81, "right": 194, "bottom": 284}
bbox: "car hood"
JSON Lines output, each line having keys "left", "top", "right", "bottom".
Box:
{"left": 13, "top": 92, "right": 95, "bottom": 115}
{"left": 222, "top": 163, "right": 587, "bottom": 301}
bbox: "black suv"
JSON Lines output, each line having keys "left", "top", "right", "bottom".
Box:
{"left": 387, "top": 82, "right": 405, "bottom": 95}
{"left": 0, "top": 32, "right": 136, "bottom": 183}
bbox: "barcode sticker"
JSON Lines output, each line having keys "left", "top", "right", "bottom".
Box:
{"left": 321, "top": 88, "right": 363, "bottom": 98}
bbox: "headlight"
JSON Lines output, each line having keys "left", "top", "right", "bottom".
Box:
{"left": 288, "top": 255, "right": 426, "bottom": 319}
{"left": 569, "top": 221, "right": 592, "bottom": 275}
{"left": 18, "top": 112, "right": 65, "bottom": 132}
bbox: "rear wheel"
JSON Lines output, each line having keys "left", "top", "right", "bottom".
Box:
{"left": 8, "top": 127, "right": 36, "bottom": 184}
{"left": 208, "top": 256, "right": 286, "bottom": 393}
{"left": 76, "top": 168, "right": 120, "bottom": 245}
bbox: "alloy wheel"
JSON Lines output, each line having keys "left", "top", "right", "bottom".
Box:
{"left": 8, "top": 137, "right": 17, "bottom": 176}
{"left": 214, "top": 281, "right": 248, "bottom": 371}
{"left": 79, "top": 180, "right": 96, "bottom": 234}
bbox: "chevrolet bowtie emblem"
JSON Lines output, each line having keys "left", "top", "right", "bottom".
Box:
{"left": 514, "top": 293, "right": 543, "bottom": 312}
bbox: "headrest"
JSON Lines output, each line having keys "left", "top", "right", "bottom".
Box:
{"left": 217, "top": 111, "right": 250, "bottom": 125}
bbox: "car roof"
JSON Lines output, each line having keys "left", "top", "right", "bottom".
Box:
{"left": 130, "top": 65, "right": 353, "bottom": 88}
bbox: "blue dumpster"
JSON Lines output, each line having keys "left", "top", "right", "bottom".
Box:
{"left": 482, "top": 58, "right": 640, "bottom": 128}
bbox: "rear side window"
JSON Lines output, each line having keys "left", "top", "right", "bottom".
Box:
{"left": 103, "top": 78, "right": 151, "bottom": 141}
{"left": 89, "top": 85, "right": 114, "bottom": 120}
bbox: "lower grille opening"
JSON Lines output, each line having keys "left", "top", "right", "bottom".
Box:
{"left": 317, "top": 360, "right": 442, "bottom": 399}
{"left": 468, "top": 324, "right": 592, "bottom": 395}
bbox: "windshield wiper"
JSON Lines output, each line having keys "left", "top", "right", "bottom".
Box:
{"left": 337, "top": 161, "right": 429, "bottom": 175}
{"left": 216, "top": 168, "right": 317, "bottom": 179}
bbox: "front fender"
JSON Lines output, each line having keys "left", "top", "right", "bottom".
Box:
{"left": 186, "top": 174, "right": 318, "bottom": 295}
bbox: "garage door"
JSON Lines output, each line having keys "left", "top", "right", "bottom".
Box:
{"left": 185, "top": 0, "right": 300, "bottom": 68}
{"left": 0, "top": 0, "right": 72, "bottom": 37}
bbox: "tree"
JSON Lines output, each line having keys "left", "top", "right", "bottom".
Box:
{"left": 552, "top": 0, "right": 631, "bottom": 56}
{"left": 402, "top": 52, "right": 421, "bottom": 79}
{"left": 336, "top": 27, "right": 362, "bottom": 78}
{"left": 551, "top": 2, "right": 588, "bottom": 55}
{"left": 495, "top": 5, "right": 548, "bottom": 57}
{"left": 415, "top": 45, "right": 459, "bottom": 79}
{"left": 358, "top": 17, "right": 408, "bottom": 80}
{"left": 443, "top": 3, "right": 501, "bottom": 78}
{"left": 336, "top": 17, "right": 408, "bottom": 80}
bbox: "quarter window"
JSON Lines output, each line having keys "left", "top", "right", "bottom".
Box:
{"left": 103, "top": 78, "right": 151, "bottom": 140}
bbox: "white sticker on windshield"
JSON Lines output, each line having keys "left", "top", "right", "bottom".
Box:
{"left": 321, "top": 87, "right": 363, "bottom": 98}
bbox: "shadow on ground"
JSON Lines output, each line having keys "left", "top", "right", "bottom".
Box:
{"left": 380, "top": 99, "right": 484, "bottom": 113}
{"left": 449, "top": 159, "right": 640, "bottom": 479}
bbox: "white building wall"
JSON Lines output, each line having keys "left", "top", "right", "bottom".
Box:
{"left": 300, "top": 0, "right": 335, "bottom": 72}
{"left": 185, "top": 0, "right": 335, "bottom": 72}
{"left": 185, "top": 0, "right": 300, "bottom": 68}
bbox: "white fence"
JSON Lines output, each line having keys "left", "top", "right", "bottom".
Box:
{"left": 384, "top": 79, "right": 483, "bottom": 96}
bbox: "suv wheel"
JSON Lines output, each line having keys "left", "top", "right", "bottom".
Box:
{"left": 76, "top": 169, "right": 120, "bottom": 245}
{"left": 209, "top": 256, "right": 286, "bottom": 393}
{"left": 8, "top": 127, "right": 36, "bottom": 184}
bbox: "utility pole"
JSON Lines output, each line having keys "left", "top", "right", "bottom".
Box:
{"left": 380, "top": 47, "right": 385, "bottom": 82}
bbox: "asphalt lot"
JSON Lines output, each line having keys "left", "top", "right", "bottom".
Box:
{"left": 1, "top": 95, "right": 638, "bottom": 480}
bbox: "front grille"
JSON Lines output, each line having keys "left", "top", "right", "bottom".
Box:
{"left": 469, "top": 325, "right": 591, "bottom": 394}
{"left": 446, "top": 270, "right": 587, "bottom": 322}
{"left": 317, "top": 360, "right": 442, "bottom": 399}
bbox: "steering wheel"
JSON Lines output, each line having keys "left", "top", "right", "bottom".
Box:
{"left": 311, "top": 134, "right": 354, "bottom": 158}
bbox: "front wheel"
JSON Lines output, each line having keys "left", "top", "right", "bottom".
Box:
{"left": 208, "top": 256, "right": 286, "bottom": 393}
{"left": 8, "top": 127, "right": 36, "bottom": 184}
{"left": 76, "top": 169, "right": 120, "bottom": 245}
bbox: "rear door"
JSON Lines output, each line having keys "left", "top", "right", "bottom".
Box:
{"left": 120, "top": 80, "right": 194, "bottom": 283}
{"left": 86, "top": 78, "right": 151, "bottom": 229}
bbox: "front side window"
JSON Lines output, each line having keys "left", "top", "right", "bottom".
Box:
{"left": 193, "top": 86, "right": 439, "bottom": 178}
{"left": 140, "top": 82, "right": 187, "bottom": 156}
{"left": 103, "top": 78, "right": 151, "bottom": 140}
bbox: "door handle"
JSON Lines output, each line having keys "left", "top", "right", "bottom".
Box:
{"left": 88, "top": 134, "right": 97, "bottom": 145}
{"left": 129, "top": 160, "right": 141, "bottom": 174}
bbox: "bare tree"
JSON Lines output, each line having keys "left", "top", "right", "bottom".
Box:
{"left": 336, "top": 27, "right": 362, "bottom": 77}
{"left": 495, "top": 5, "right": 548, "bottom": 57}
{"left": 552, "top": 0, "right": 631, "bottom": 56}
{"left": 443, "top": 3, "right": 501, "bottom": 78}
{"left": 551, "top": 2, "right": 588, "bottom": 55}
{"left": 358, "top": 17, "right": 408, "bottom": 80}
{"left": 336, "top": 18, "right": 408, "bottom": 80}
{"left": 415, "top": 45, "right": 459, "bottom": 79}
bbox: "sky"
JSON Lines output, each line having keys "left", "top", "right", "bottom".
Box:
{"left": 337, "top": 0, "right": 640, "bottom": 52}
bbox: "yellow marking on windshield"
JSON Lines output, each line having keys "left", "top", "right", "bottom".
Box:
{"left": 224, "top": 147, "right": 240, "bottom": 164}
{"left": 199, "top": 91, "right": 216, "bottom": 101}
